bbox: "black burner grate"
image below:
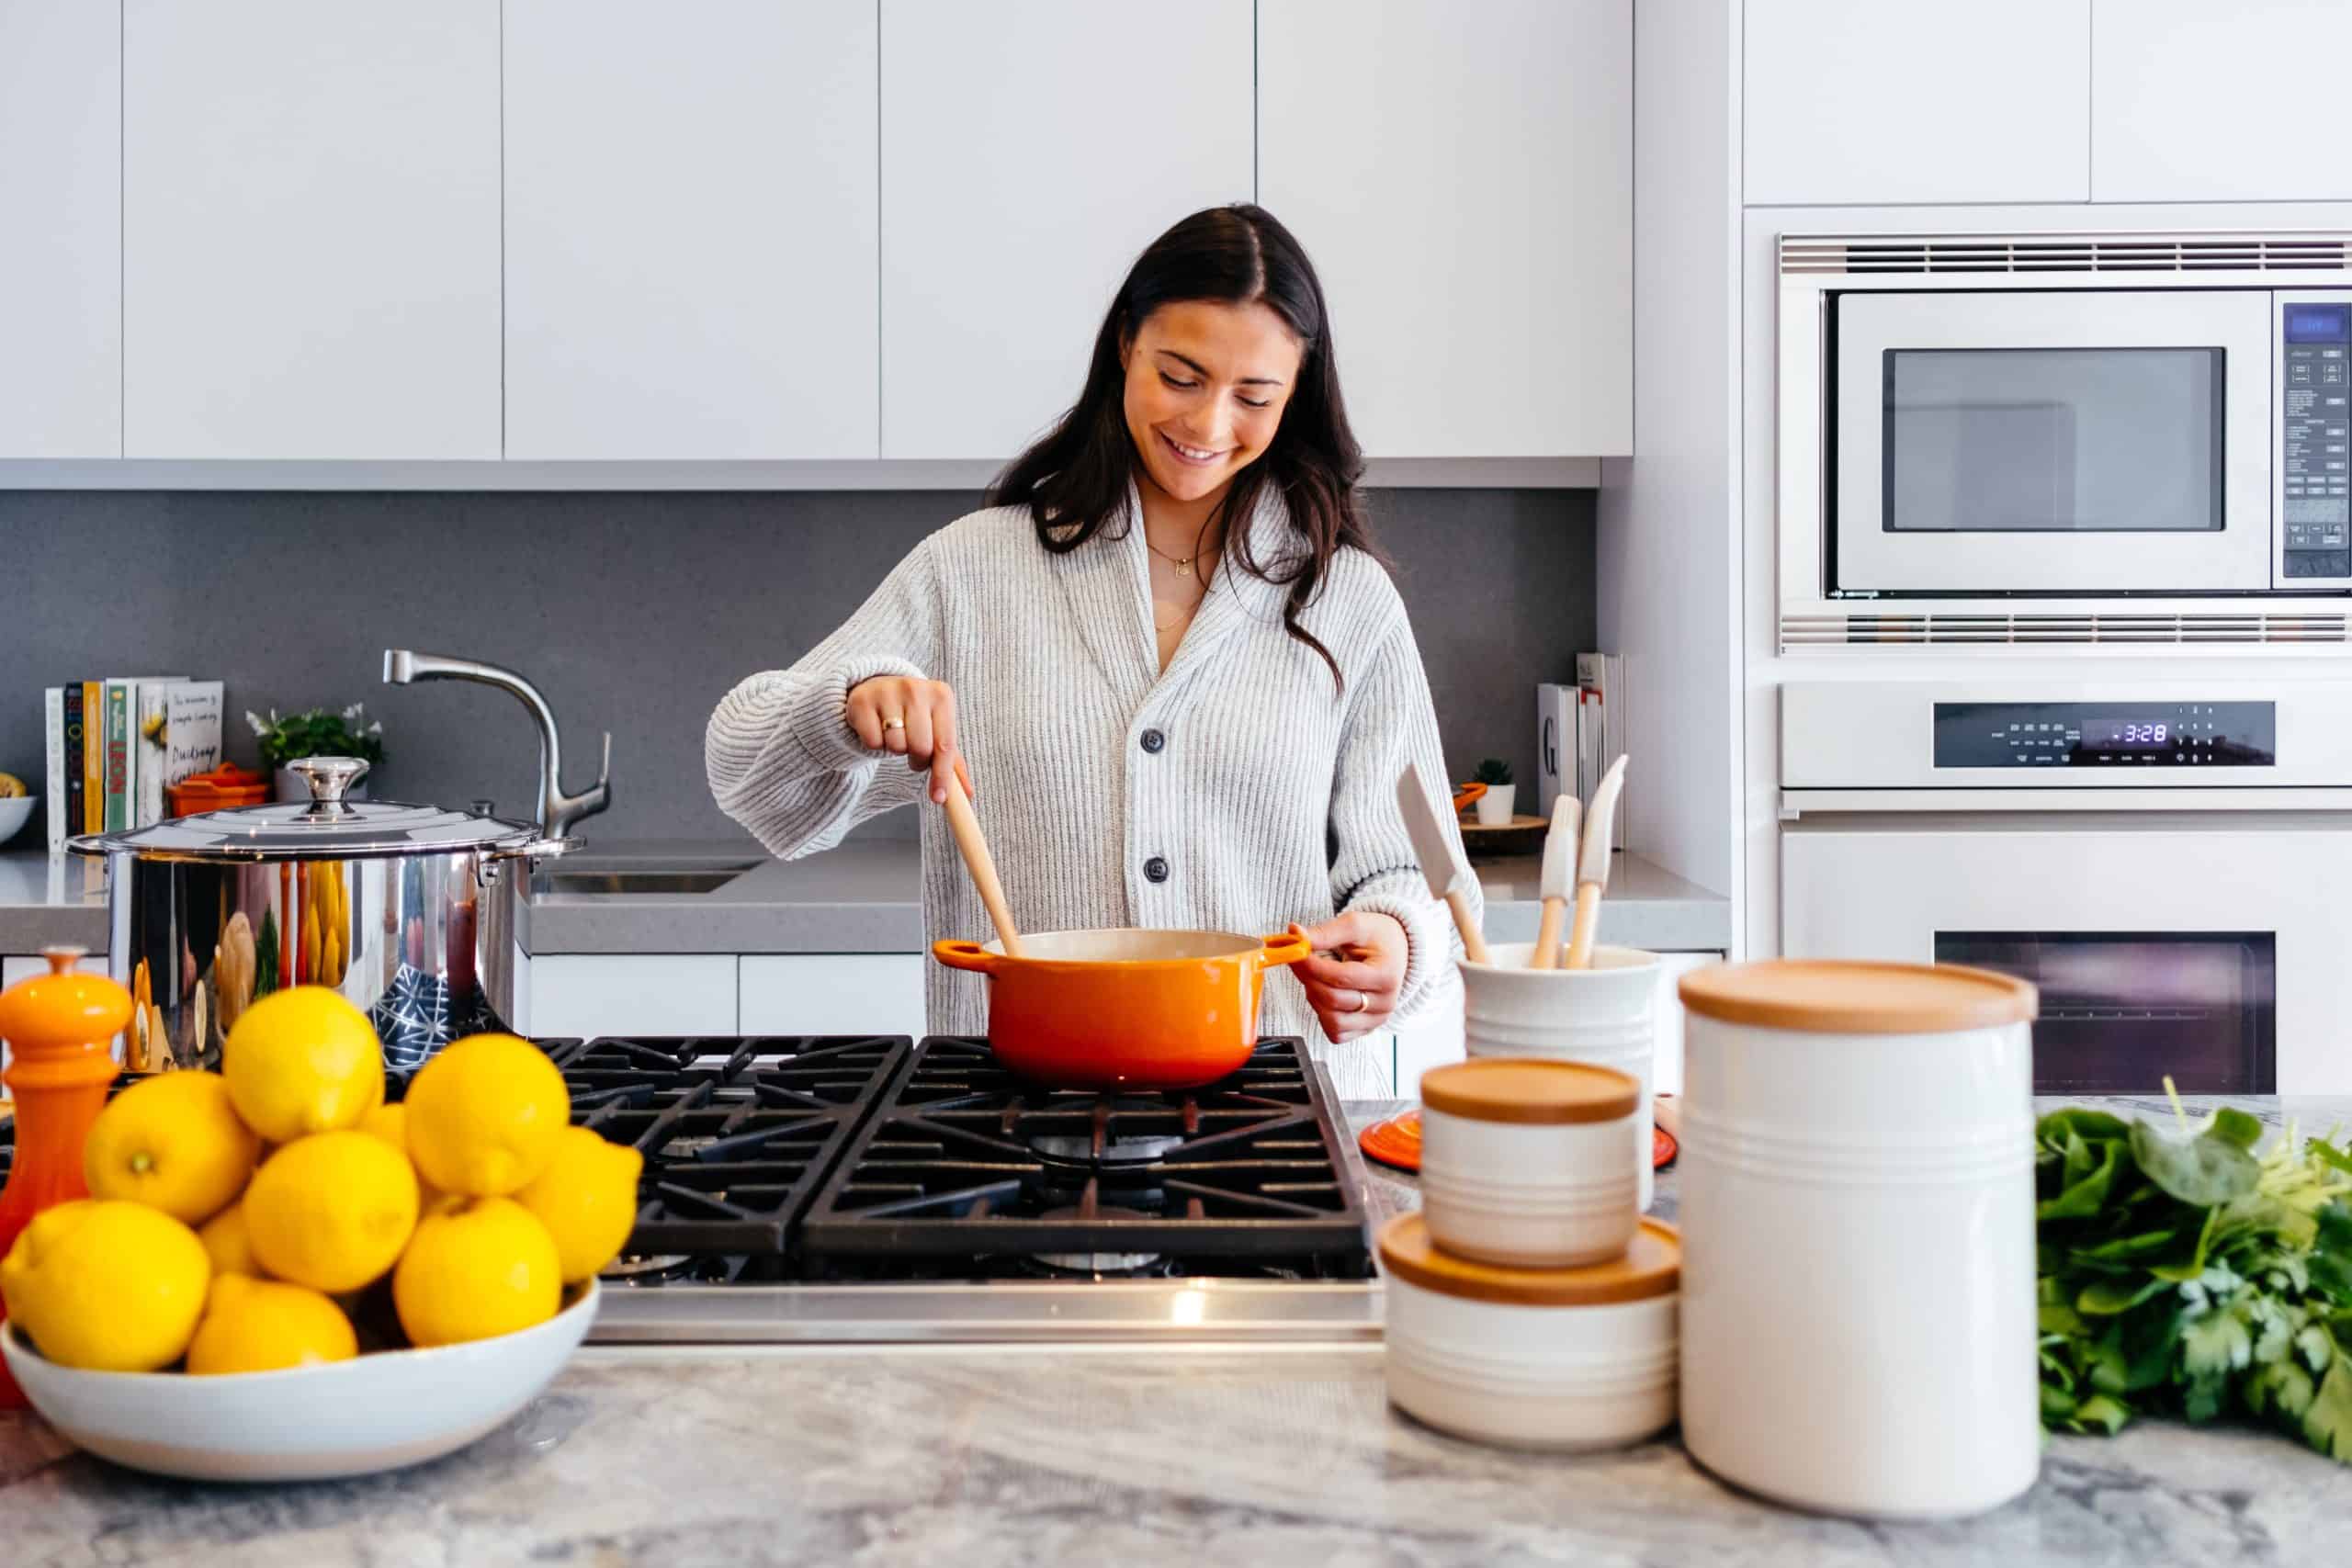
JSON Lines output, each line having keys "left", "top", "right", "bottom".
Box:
{"left": 799, "top": 1036, "right": 1372, "bottom": 1268}
{"left": 542, "top": 1034, "right": 911, "bottom": 1254}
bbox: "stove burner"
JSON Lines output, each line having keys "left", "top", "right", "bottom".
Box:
{"left": 1026, "top": 1204, "right": 1165, "bottom": 1273}
{"left": 601, "top": 1254, "right": 695, "bottom": 1285}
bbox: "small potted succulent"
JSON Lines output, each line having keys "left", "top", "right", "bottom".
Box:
{"left": 1471, "top": 757, "right": 1516, "bottom": 826}
{"left": 249, "top": 705, "right": 386, "bottom": 803}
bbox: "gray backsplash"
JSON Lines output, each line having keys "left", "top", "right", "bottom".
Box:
{"left": 3, "top": 488, "right": 1594, "bottom": 843}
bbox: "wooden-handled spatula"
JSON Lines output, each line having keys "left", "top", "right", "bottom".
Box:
{"left": 1531, "top": 792, "right": 1581, "bottom": 970}
{"left": 1563, "top": 754, "right": 1628, "bottom": 971}
{"left": 1397, "top": 760, "right": 1490, "bottom": 965}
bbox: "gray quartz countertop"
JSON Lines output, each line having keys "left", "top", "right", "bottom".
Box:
{"left": 3, "top": 1096, "right": 2346, "bottom": 1566}
{"left": 517, "top": 837, "right": 1732, "bottom": 955}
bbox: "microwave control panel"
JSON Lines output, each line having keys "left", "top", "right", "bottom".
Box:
{"left": 1932, "top": 702, "right": 2278, "bottom": 769}
{"left": 2280, "top": 299, "right": 2352, "bottom": 580}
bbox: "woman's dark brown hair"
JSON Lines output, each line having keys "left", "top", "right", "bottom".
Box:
{"left": 988, "top": 203, "right": 1380, "bottom": 690}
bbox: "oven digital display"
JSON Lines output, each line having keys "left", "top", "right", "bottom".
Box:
{"left": 1931, "top": 702, "right": 2277, "bottom": 769}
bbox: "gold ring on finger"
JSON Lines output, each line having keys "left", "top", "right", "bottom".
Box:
{"left": 882, "top": 716, "right": 906, "bottom": 731}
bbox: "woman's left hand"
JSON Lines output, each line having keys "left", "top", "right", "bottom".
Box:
{"left": 1289, "top": 911, "right": 1408, "bottom": 1044}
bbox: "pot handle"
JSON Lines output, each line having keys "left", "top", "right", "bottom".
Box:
{"left": 1451, "top": 781, "right": 1487, "bottom": 812}
{"left": 1256, "top": 931, "right": 1314, "bottom": 970}
{"left": 932, "top": 939, "right": 1002, "bottom": 976}
{"left": 484, "top": 837, "right": 577, "bottom": 865}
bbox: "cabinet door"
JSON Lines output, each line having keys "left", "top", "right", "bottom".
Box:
{"left": 503, "top": 1, "right": 878, "bottom": 459}
{"left": 0, "top": 3, "right": 119, "bottom": 457}
{"left": 527, "top": 954, "right": 738, "bottom": 1041}
{"left": 739, "top": 954, "right": 925, "bottom": 1040}
{"left": 122, "top": 0, "right": 500, "bottom": 458}
{"left": 1259, "top": 0, "right": 1630, "bottom": 457}
{"left": 1745, "top": 0, "right": 2090, "bottom": 204}
{"left": 879, "top": 0, "right": 1253, "bottom": 460}
{"left": 2093, "top": 0, "right": 2352, "bottom": 201}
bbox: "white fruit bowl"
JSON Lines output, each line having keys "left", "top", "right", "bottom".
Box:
{"left": 0, "top": 795, "right": 35, "bottom": 848}
{"left": 0, "top": 1280, "right": 597, "bottom": 1482}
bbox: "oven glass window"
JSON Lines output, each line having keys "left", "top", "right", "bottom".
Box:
{"left": 1933, "top": 931, "right": 2275, "bottom": 1095}
{"left": 1883, "top": 348, "right": 2224, "bottom": 533}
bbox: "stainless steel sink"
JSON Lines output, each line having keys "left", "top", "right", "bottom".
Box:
{"left": 531, "top": 865, "right": 755, "bottom": 897}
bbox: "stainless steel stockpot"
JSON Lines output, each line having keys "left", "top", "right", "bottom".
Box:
{"left": 68, "top": 756, "right": 570, "bottom": 1071}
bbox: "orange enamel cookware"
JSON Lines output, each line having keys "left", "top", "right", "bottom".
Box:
{"left": 932, "top": 927, "right": 1312, "bottom": 1090}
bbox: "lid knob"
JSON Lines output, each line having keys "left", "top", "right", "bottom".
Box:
{"left": 289, "top": 755, "right": 371, "bottom": 819}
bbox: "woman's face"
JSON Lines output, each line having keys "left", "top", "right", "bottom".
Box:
{"left": 1121, "top": 299, "right": 1304, "bottom": 506}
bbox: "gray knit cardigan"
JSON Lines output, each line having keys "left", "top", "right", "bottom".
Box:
{"left": 704, "top": 485, "right": 1476, "bottom": 1098}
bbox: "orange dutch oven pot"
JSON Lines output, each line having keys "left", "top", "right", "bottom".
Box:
{"left": 931, "top": 928, "right": 1313, "bottom": 1091}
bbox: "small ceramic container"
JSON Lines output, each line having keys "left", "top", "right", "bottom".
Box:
{"left": 1379, "top": 1212, "right": 1679, "bottom": 1451}
{"left": 1459, "top": 942, "right": 1662, "bottom": 1211}
{"left": 1675, "top": 959, "right": 2040, "bottom": 1520}
{"left": 1417, "top": 1057, "right": 1641, "bottom": 1268}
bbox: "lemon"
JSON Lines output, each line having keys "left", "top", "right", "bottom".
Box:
{"left": 83, "top": 1070, "right": 260, "bottom": 1225}
{"left": 186, "top": 1274, "right": 357, "bottom": 1374}
{"left": 403, "top": 1033, "right": 571, "bottom": 1197}
{"left": 392, "top": 1198, "right": 562, "bottom": 1348}
{"left": 199, "top": 1199, "right": 263, "bottom": 1278}
{"left": 243, "top": 1131, "right": 419, "bottom": 1293}
{"left": 222, "top": 986, "right": 385, "bottom": 1144}
{"left": 0, "top": 773, "right": 25, "bottom": 798}
{"left": 0, "top": 1200, "right": 209, "bottom": 1371}
{"left": 357, "top": 1101, "right": 460, "bottom": 1216}
{"left": 515, "top": 1126, "right": 644, "bottom": 1283}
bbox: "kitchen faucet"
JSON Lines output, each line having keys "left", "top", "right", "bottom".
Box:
{"left": 382, "top": 649, "right": 612, "bottom": 839}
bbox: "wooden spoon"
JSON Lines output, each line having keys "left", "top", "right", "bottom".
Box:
{"left": 939, "top": 767, "right": 1023, "bottom": 958}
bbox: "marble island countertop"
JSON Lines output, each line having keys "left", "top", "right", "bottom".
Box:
{"left": 3, "top": 1096, "right": 2347, "bottom": 1565}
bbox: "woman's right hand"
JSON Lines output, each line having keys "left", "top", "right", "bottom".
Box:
{"left": 846, "top": 675, "right": 972, "bottom": 805}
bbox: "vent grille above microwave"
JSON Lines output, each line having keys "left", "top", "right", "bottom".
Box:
{"left": 1781, "top": 233, "right": 2352, "bottom": 276}
{"left": 1781, "top": 612, "right": 2350, "bottom": 648}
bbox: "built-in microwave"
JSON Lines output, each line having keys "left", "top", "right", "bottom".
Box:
{"left": 1779, "top": 232, "right": 2352, "bottom": 648}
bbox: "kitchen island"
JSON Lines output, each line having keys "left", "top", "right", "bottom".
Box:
{"left": 2, "top": 1097, "right": 2346, "bottom": 1566}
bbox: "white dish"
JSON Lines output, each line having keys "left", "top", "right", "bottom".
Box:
{"left": 1, "top": 1280, "right": 598, "bottom": 1482}
{"left": 0, "top": 795, "right": 36, "bottom": 848}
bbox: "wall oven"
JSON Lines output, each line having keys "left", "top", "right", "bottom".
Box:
{"left": 1778, "top": 231, "right": 2352, "bottom": 649}
{"left": 1779, "top": 679, "right": 2352, "bottom": 1095}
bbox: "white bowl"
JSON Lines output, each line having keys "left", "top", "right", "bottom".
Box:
{"left": 0, "top": 795, "right": 36, "bottom": 847}
{"left": 1, "top": 1280, "right": 598, "bottom": 1482}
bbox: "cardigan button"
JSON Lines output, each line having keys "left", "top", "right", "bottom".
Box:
{"left": 1139, "top": 728, "right": 1166, "bottom": 754}
{"left": 1143, "top": 855, "right": 1170, "bottom": 884}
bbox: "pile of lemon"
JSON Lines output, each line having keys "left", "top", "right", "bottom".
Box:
{"left": 0, "top": 987, "right": 642, "bottom": 1374}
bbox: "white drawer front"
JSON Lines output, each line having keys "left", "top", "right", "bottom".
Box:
{"left": 739, "top": 954, "right": 925, "bottom": 1040}
{"left": 527, "top": 953, "right": 738, "bottom": 1041}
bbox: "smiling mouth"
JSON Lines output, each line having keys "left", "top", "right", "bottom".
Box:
{"left": 1158, "top": 429, "right": 1228, "bottom": 467}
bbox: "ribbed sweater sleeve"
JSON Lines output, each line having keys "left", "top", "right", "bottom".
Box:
{"left": 1327, "top": 611, "right": 1477, "bottom": 1021}
{"left": 705, "top": 535, "right": 942, "bottom": 859}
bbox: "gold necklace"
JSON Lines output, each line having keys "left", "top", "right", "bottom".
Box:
{"left": 1144, "top": 535, "right": 1198, "bottom": 577}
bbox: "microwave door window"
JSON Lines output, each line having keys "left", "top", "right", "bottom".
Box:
{"left": 1883, "top": 348, "right": 2224, "bottom": 533}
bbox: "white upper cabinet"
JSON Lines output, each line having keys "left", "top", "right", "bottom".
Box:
{"left": 2093, "top": 0, "right": 2352, "bottom": 202}
{"left": 879, "top": 0, "right": 1254, "bottom": 461}
{"left": 1745, "top": 0, "right": 2091, "bottom": 205}
{"left": 122, "top": 0, "right": 500, "bottom": 459}
{"left": 0, "top": 3, "right": 120, "bottom": 457}
{"left": 1261, "top": 0, "right": 1631, "bottom": 458}
{"left": 503, "top": 1, "right": 879, "bottom": 460}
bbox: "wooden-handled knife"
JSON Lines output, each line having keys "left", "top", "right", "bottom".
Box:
{"left": 1397, "top": 760, "right": 1491, "bottom": 965}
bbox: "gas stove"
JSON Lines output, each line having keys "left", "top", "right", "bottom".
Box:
{"left": 549, "top": 1032, "right": 1383, "bottom": 1346}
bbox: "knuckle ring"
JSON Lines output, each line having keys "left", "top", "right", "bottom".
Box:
{"left": 882, "top": 716, "right": 906, "bottom": 731}
{"left": 1345, "top": 988, "right": 1367, "bottom": 1014}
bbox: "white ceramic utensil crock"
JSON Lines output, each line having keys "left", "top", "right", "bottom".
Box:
{"left": 1379, "top": 1212, "right": 1679, "bottom": 1450}
{"left": 1460, "top": 942, "right": 1661, "bottom": 1211}
{"left": 1675, "top": 960, "right": 2039, "bottom": 1520}
{"left": 1417, "top": 1058, "right": 1641, "bottom": 1267}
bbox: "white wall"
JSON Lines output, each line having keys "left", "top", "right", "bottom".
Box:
{"left": 1596, "top": 0, "right": 1743, "bottom": 935}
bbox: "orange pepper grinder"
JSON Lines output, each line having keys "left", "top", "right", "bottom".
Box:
{"left": 0, "top": 946, "right": 133, "bottom": 1407}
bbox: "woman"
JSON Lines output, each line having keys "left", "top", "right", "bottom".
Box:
{"left": 706, "top": 204, "right": 1476, "bottom": 1097}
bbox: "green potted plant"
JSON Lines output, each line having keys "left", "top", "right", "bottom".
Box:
{"left": 249, "top": 705, "right": 386, "bottom": 803}
{"left": 1471, "top": 756, "right": 1515, "bottom": 826}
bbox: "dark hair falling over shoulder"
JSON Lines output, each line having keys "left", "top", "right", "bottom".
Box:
{"left": 987, "top": 204, "right": 1385, "bottom": 692}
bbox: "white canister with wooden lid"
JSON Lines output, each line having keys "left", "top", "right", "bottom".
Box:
{"left": 1674, "top": 959, "right": 2039, "bottom": 1520}
{"left": 1379, "top": 1212, "right": 1679, "bottom": 1451}
{"left": 1417, "top": 1058, "right": 1642, "bottom": 1269}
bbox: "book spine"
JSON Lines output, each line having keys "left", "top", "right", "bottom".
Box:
{"left": 136, "top": 682, "right": 171, "bottom": 828}
{"left": 44, "top": 687, "right": 64, "bottom": 853}
{"left": 80, "top": 681, "right": 102, "bottom": 833}
{"left": 103, "top": 682, "right": 130, "bottom": 832}
{"left": 62, "top": 682, "right": 85, "bottom": 844}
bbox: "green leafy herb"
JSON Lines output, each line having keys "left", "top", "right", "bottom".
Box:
{"left": 245, "top": 705, "right": 387, "bottom": 770}
{"left": 2037, "top": 1100, "right": 2352, "bottom": 1465}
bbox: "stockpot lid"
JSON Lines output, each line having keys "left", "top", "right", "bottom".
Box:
{"left": 66, "top": 756, "right": 548, "bottom": 863}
